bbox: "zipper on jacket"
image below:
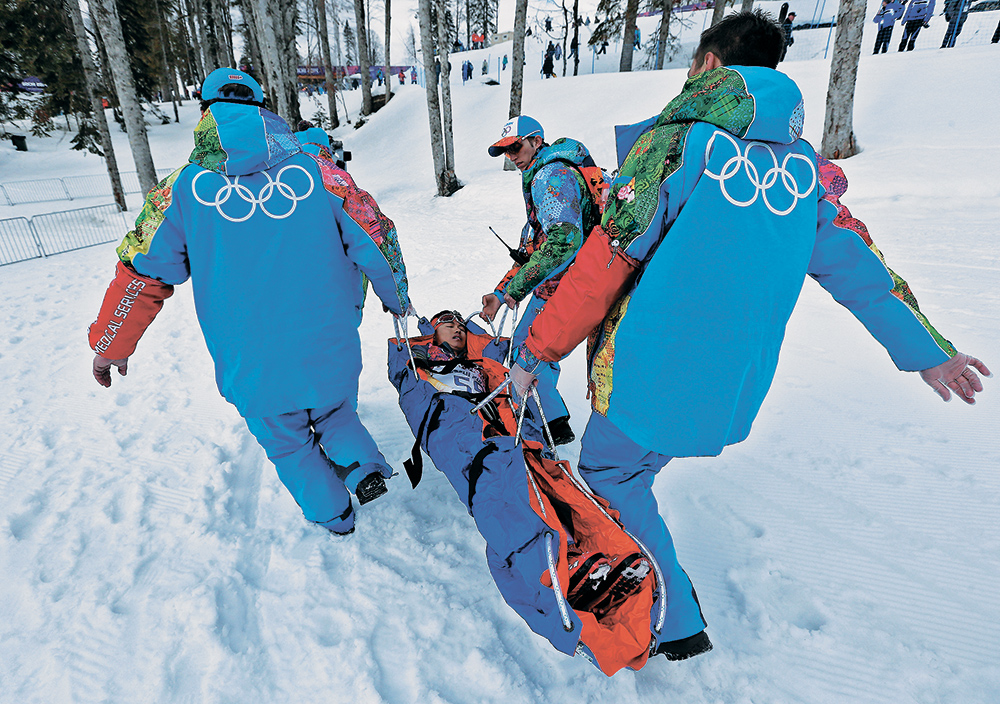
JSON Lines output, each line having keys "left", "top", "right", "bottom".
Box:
{"left": 607, "top": 239, "right": 620, "bottom": 268}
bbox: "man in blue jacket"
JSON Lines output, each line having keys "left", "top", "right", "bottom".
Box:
{"left": 89, "top": 68, "right": 412, "bottom": 536}
{"left": 899, "top": 0, "right": 936, "bottom": 51}
{"left": 511, "top": 11, "right": 989, "bottom": 661}
{"left": 872, "top": 0, "right": 905, "bottom": 54}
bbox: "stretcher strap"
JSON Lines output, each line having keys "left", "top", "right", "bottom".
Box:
{"left": 466, "top": 443, "right": 498, "bottom": 511}
{"left": 403, "top": 395, "right": 447, "bottom": 488}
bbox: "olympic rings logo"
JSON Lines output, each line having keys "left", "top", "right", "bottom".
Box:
{"left": 703, "top": 130, "right": 816, "bottom": 216}
{"left": 191, "top": 165, "right": 315, "bottom": 222}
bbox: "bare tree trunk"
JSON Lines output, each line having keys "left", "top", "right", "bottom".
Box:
{"left": 90, "top": 0, "right": 158, "bottom": 194}
{"left": 418, "top": 0, "right": 458, "bottom": 195}
{"left": 154, "top": 0, "right": 180, "bottom": 122}
{"left": 66, "top": 0, "right": 127, "bottom": 211}
{"left": 655, "top": 0, "right": 671, "bottom": 69}
{"left": 248, "top": 0, "right": 301, "bottom": 126}
{"left": 821, "top": 0, "right": 864, "bottom": 159}
{"left": 620, "top": 0, "right": 639, "bottom": 71}
{"left": 384, "top": 0, "right": 392, "bottom": 104}
{"left": 741, "top": 0, "right": 754, "bottom": 11}
{"left": 353, "top": 0, "right": 373, "bottom": 115}
{"left": 236, "top": 0, "right": 265, "bottom": 85}
{"left": 506, "top": 0, "right": 528, "bottom": 171}
{"left": 572, "top": 0, "right": 579, "bottom": 76}
{"left": 435, "top": 0, "right": 456, "bottom": 175}
{"left": 182, "top": 0, "right": 207, "bottom": 82}
{"left": 561, "top": 1, "right": 568, "bottom": 76}
{"left": 711, "top": 0, "right": 729, "bottom": 27}
{"left": 315, "top": 0, "right": 340, "bottom": 128}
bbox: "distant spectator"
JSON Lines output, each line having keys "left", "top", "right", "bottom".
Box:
{"left": 545, "top": 16, "right": 552, "bottom": 32}
{"left": 569, "top": 36, "right": 578, "bottom": 59}
{"left": 634, "top": 27, "right": 641, "bottom": 49}
{"left": 898, "top": 0, "right": 936, "bottom": 51}
{"left": 554, "top": 43, "right": 562, "bottom": 60}
{"left": 872, "top": 0, "right": 905, "bottom": 54}
{"left": 503, "top": 54, "right": 509, "bottom": 70}
{"left": 598, "top": 40, "right": 608, "bottom": 55}
{"left": 482, "top": 59, "right": 488, "bottom": 75}
{"left": 779, "top": 12, "right": 795, "bottom": 62}
{"left": 542, "top": 52, "right": 555, "bottom": 78}
{"left": 941, "top": 0, "right": 970, "bottom": 48}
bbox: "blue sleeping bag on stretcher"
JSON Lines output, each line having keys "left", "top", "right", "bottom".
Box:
{"left": 387, "top": 319, "right": 664, "bottom": 675}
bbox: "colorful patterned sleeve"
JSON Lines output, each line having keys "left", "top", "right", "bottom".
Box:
{"left": 315, "top": 157, "right": 410, "bottom": 314}
{"left": 116, "top": 167, "right": 191, "bottom": 284}
{"left": 502, "top": 163, "right": 586, "bottom": 302}
{"left": 817, "top": 156, "right": 955, "bottom": 357}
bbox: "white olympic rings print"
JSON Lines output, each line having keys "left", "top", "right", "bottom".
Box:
{"left": 703, "top": 130, "right": 816, "bottom": 216}
{"left": 192, "top": 164, "right": 315, "bottom": 222}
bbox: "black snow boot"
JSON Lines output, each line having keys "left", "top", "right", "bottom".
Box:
{"left": 547, "top": 415, "right": 575, "bottom": 446}
{"left": 317, "top": 502, "right": 355, "bottom": 536}
{"left": 356, "top": 472, "right": 388, "bottom": 505}
{"left": 654, "top": 630, "right": 713, "bottom": 661}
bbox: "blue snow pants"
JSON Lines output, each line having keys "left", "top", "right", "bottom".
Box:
{"left": 244, "top": 392, "right": 392, "bottom": 532}
{"left": 510, "top": 294, "right": 569, "bottom": 421}
{"left": 578, "top": 412, "right": 707, "bottom": 646}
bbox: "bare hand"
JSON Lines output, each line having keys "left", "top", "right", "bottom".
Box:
{"left": 93, "top": 354, "right": 129, "bottom": 388}
{"left": 919, "top": 352, "right": 991, "bottom": 404}
{"left": 503, "top": 293, "right": 517, "bottom": 309}
{"left": 510, "top": 363, "right": 537, "bottom": 402}
{"left": 481, "top": 293, "right": 501, "bottom": 321}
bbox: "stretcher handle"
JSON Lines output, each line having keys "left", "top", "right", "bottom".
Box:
{"left": 545, "top": 531, "right": 575, "bottom": 633}
{"left": 468, "top": 377, "right": 512, "bottom": 415}
{"left": 392, "top": 311, "right": 418, "bottom": 374}
{"left": 511, "top": 381, "right": 559, "bottom": 461}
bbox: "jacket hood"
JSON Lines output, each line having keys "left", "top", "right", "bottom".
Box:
{"left": 189, "top": 103, "right": 302, "bottom": 176}
{"left": 657, "top": 66, "right": 804, "bottom": 144}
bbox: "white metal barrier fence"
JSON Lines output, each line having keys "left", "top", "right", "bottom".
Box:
{"left": 0, "top": 203, "right": 129, "bottom": 266}
{"left": 0, "top": 168, "right": 174, "bottom": 206}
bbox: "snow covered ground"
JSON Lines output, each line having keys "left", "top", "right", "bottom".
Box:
{"left": 2, "top": 31, "right": 999, "bottom": 704}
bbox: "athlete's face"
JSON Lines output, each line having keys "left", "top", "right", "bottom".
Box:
{"left": 434, "top": 319, "right": 467, "bottom": 351}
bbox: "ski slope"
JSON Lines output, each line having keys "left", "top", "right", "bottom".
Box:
{"left": 1, "top": 36, "right": 999, "bottom": 704}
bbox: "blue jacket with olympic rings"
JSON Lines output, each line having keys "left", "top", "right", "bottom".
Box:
{"left": 522, "top": 67, "right": 954, "bottom": 457}
{"left": 97, "top": 102, "right": 410, "bottom": 418}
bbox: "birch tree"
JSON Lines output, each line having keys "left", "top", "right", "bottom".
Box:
{"left": 246, "top": 0, "right": 301, "bottom": 126}
{"left": 353, "top": 0, "right": 374, "bottom": 115}
{"left": 384, "top": 0, "right": 393, "bottom": 103}
{"left": 65, "top": 0, "right": 127, "bottom": 210}
{"left": 435, "top": 0, "right": 456, "bottom": 172}
{"left": 654, "top": 0, "right": 672, "bottom": 70}
{"left": 711, "top": 0, "right": 730, "bottom": 27}
{"left": 418, "top": 0, "right": 459, "bottom": 195}
{"left": 620, "top": 0, "right": 639, "bottom": 71}
{"left": 821, "top": 0, "right": 864, "bottom": 159}
{"left": 571, "top": 0, "right": 580, "bottom": 76}
{"left": 89, "top": 0, "right": 157, "bottom": 194}
{"left": 505, "top": 0, "right": 528, "bottom": 171}
{"left": 315, "top": 0, "right": 340, "bottom": 128}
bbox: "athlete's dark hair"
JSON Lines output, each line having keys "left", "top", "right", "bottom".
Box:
{"left": 693, "top": 10, "right": 784, "bottom": 70}
{"left": 199, "top": 83, "right": 262, "bottom": 112}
